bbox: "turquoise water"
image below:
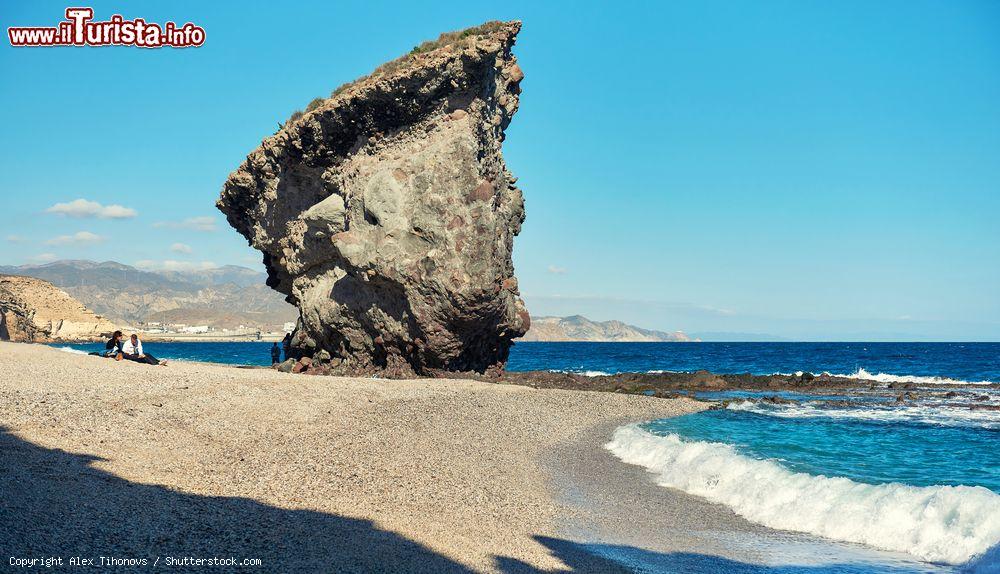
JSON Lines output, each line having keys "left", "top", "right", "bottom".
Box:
{"left": 646, "top": 405, "right": 999, "bottom": 491}
{"left": 50, "top": 341, "right": 1000, "bottom": 383}
{"left": 508, "top": 341, "right": 1000, "bottom": 383}
{"left": 612, "top": 389, "right": 1000, "bottom": 570}
{"left": 54, "top": 341, "right": 279, "bottom": 365}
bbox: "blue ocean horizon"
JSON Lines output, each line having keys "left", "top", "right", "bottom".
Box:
{"left": 53, "top": 340, "right": 1000, "bottom": 383}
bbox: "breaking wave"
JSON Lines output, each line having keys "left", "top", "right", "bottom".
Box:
{"left": 552, "top": 366, "right": 997, "bottom": 385}
{"left": 55, "top": 346, "right": 89, "bottom": 355}
{"left": 606, "top": 424, "right": 1000, "bottom": 566}
{"left": 831, "top": 368, "right": 994, "bottom": 386}
{"left": 548, "top": 369, "right": 614, "bottom": 377}
{"left": 727, "top": 399, "right": 1000, "bottom": 430}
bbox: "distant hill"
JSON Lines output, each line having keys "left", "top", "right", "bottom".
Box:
{"left": 522, "top": 315, "right": 694, "bottom": 342}
{"left": 0, "top": 261, "right": 702, "bottom": 340}
{"left": 0, "top": 274, "right": 116, "bottom": 341}
{"left": 0, "top": 260, "right": 296, "bottom": 330}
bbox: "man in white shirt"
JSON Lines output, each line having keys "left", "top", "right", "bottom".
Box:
{"left": 122, "top": 334, "right": 164, "bottom": 365}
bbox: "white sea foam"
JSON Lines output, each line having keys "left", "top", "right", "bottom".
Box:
{"left": 606, "top": 424, "right": 1000, "bottom": 566}
{"left": 728, "top": 400, "right": 1000, "bottom": 430}
{"left": 56, "top": 346, "right": 88, "bottom": 355}
{"left": 549, "top": 369, "right": 613, "bottom": 377}
{"left": 832, "top": 368, "right": 994, "bottom": 386}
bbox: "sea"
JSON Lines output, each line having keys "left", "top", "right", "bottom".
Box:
{"left": 54, "top": 341, "right": 1000, "bottom": 572}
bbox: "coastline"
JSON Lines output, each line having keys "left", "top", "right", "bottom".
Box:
{"left": 46, "top": 333, "right": 285, "bottom": 343}
{"left": 5, "top": 342, "right": 982, "bottom": 572}
{"left": 140, "top": 334, "right": 284, "bottom": 343}
{"left": 1, "top": 342, "right": 708, "bottom": 572}
{"left": 544, "top": 422, "right": 954, "bottom": 573}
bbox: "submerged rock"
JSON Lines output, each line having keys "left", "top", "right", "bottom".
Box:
{"left": 218, "top": 21, "right": 528, "bottom": 376}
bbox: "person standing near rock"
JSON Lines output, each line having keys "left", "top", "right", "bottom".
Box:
{"left": 271, "top": 342, "right": 281, "bottom": 365}
{"left": 281, "top": 333, "right": 292, "bottom": 361}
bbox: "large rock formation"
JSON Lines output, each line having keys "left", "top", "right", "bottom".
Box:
{"left": 217, "top": 21, "right": 529, "bottom": 376}
{"left": 0, "top": 275, "right": 116, "bottom": 342}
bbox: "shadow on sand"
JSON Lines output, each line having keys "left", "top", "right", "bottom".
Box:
{"left": 0, "top": 427, "right": 966, "bottom": 573}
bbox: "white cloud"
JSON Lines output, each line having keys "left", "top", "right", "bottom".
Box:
{"left": 153, "top": 216, "right": 217, "bottom": 232}
{"left": 170, "top": 242, "right": 193, "bottom": 254}
{"left": 135, "top": 259, "right": 218, "bottom": 272}
{"left": 6, "top": 235, "right": 24, "bottom": 243}
{"left": 45, "top": 199, "right": 137, "bottom": 219}
{"left": 29, "top": 253, "right": 58, "bottom": 263}
{"left": 45, "top": 231, "right": 105, "bottom": 246}
{"left": 546, "top": 265, "right": 568, "bottom": 274}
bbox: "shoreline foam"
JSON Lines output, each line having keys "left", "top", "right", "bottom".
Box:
{"left": 606, "top": 424, "right": 1000, "bottom": 566}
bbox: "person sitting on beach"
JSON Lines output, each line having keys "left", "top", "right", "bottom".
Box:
{"left": 122, "top": 333, "right": 165, "bottom": 366}
{"left": 100, "top": 330, "right": 125, "bottom": 359}
{"left": 271, "top": 342, "right": 281, "bottom": 365}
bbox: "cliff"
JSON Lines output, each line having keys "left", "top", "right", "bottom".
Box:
{"left": 0, "top": 275, "right": 116, "bottom": 342}
{"left": 521, "top": 315, "right": 695, "bottom": 342}
{"left": 217, "top": 21, "right": 528, "bottom": 376}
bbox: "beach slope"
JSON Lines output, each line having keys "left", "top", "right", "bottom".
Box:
{"left": 0, "top": 342, "right": 703, "bottom": 572}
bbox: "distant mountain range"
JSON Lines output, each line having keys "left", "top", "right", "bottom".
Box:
{"left": 0, "top": 260, "right": 297, "bottom": 330}
{"left": 520, "top": 315, "right": 694, "bottom": 342}
{"left": 1, "top": 260, "right": 698, "bottom": 340}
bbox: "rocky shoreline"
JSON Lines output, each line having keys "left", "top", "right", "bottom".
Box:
{"left": 270, "top": 356, "right": 999, "bottom": 411}
{"left": 486, "top": 369, "right": 1000, "bottom": 411}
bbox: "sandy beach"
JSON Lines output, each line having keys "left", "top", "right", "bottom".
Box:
{"left": 0, "top": 342, "right": 716, "bottom": 572}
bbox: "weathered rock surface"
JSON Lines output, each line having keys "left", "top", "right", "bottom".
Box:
{"left": 0, "top": 275, "right": 116, "bottom": 342}
{"left": 217, "top": 21, "right": 528, "bottom": 376}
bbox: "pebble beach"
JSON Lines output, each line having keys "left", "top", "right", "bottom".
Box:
{"left": 0, "top": 342, "right": 707, "bottom": 572}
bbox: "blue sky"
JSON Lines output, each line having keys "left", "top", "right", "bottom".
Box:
{"left": 1, "top": 0, "right": 998, "bottom": 340}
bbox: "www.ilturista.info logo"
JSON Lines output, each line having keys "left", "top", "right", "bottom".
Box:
{"left": 8, "top": 7, "right": 205, "bottom": 48}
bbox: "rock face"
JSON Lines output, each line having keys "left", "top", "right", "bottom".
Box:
{"left": 217, "top": 21, "right": 529, "bottom": 376}
{"left": 0, "top": 275, "right": 116, "bottom": 342}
